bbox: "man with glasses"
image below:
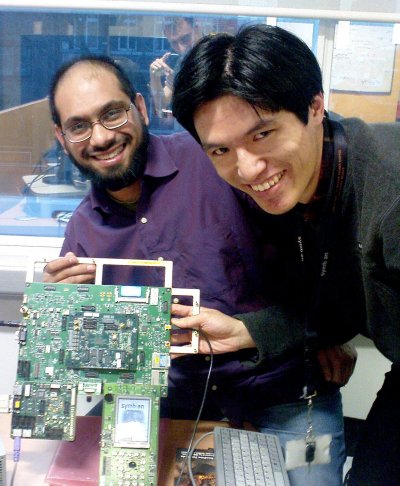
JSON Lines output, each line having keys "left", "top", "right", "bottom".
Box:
{"left": 149, "top": 17, "right": 202, "bottom": 118}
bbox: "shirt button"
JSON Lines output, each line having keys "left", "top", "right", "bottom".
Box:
{"left": 140, "top": 217, "right": 148, "bottom": 224}
{"left": 205, "top": 356, "right": 211, "bottom": 362}
{"left": 211, "top": 385, "right": 217, "bottom": 391}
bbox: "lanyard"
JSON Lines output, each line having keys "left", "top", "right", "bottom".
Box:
{"left": 297, "top": 119, "right": 348, "bottom": 398}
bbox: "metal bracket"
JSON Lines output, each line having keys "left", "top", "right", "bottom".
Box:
{"left": 25, "top": 257, "right": 173, "bottom": 287}
{"left": 169, "top": 288, "right": 200, "bottom": 355}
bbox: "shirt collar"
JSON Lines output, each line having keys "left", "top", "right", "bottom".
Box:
{"left": 144, "top": 133, "right": 179, "bottom": 178}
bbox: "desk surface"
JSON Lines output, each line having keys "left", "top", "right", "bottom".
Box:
{"left": 0, "top": 413, "right": 223, "bottom": 485}
{"left": 0, "top": 194, "right": 81, "bottom": 237}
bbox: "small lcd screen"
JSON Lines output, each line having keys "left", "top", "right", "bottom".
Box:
{"left": 114, "top": 396, "right": 151, "bottom": 448}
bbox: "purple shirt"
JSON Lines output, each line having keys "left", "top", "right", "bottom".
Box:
{"left": 61, "top": 132, "right": 304, "bottom": 421}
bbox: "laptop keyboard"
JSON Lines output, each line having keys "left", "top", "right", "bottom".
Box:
{"left": 214, "top": 426, "right": 290, "bottom": 486}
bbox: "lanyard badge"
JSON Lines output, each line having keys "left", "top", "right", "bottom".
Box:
{"left": 285, "top": 120, "right": 347, "bottom": 472}
{"left": 305, "top": 393, "right": 317, "bottom": 463}
{"left": 285, "top": 392, "right": 332, "bottom": 471}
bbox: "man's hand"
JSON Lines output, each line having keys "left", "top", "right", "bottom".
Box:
{"left": 149, "top": 52, "right": 175, "bottom": 114}
{"left": 171, "top": 304, "right": 255, "bottom": 354}
{"left": 149, "top": 52, "right": 174, "bottom": 80}
{"left": 317, "top": 343, "right": 357, "bottom": 386}
{"left": 43, "top": 252, "right": 96, "bottom": 284}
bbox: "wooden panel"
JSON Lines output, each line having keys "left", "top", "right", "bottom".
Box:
{"left": 0, "top": 98, "right": 55, "bottom": 195}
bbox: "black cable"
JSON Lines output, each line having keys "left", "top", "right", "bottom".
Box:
{"left": 9, "top": 462, "right": 18, "bottom": 486}
{"left": 175, "top": 329, "right": 214, "bottom": 486}
{"left": 22, "top": 163, "right": 59, "bottom": 196}
{"left": 0, "top": 321, "right": 21, "bottom": 328}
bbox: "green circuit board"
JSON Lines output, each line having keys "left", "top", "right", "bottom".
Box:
{"left": 11, "top": 281, "right": 172, "bottom": 485}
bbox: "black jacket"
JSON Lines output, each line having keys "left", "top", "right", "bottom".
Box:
{"left": 237, "top": 118, "right": 400, "bottom": 365}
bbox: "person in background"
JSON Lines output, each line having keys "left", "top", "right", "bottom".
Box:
{"left": 149, "top": 17, "right": 202, "bottom": 118}
{"left": 172, "top": 23, "right": 400, "bottom": 485}
{"left": 44, "top": 53, "right": 356, "bottom": 486}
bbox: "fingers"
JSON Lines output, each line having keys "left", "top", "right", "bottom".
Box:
{"left": 171, "top": 333, "right": 213, "bottom": 355}
{"left": 170, "top": 329, "right": 193, "bottom": 345}
{"left": 171, "top": 303, "right": 193, "bottom": 317}
{"left": 338, "top": 343, "right": 357, "bottom": 385}
{"left": 317, "top": 344, "right": 358, "bottom": 386}
{"left": 44, "top": 252, "right": 77, "bottom": 273}
{"left": 330, "top": 348, "right": 344, "bottom": 384}
{"left": 170, "top": 327, "right": 212, "bottom": 356}
{"left": 170, "top": 304, "right": 212, "bottom": 330}
{"left": 341, "top": 342, "right": 358, "bottom": 362}
{"left": 43, "top": 252, "right": 96, "bottom": 284}
{"left": 163, "top": 65, "right": 174, "bottom": 76}
{"left": 317, "top": 349, "right": 332, "bottom": 382}
{"left": 55, "top": 270, "right": 96, "bottom": 284}
{"left": 150, "top": 53, "right": 173, "bottom": 77}
{"left": 171, "top": 314, "right": 199, "bottom": 330}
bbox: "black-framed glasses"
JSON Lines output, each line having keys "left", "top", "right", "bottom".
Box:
{"left": 62, "top": 103, "right": 133, "bottom": 143}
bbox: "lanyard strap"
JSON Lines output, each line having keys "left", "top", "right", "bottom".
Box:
{"left": 299, "top": 120, "right": 348, "bottom": 397}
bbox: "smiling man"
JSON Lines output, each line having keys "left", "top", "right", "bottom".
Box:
{"left": 52, "top": 58, "right": 149, "bottom": 200}
{"left": 172, "top": 24, "right": 400, "bottom": 485}
{"left": 195, "top": 94, "right": 324, "bottom": 216}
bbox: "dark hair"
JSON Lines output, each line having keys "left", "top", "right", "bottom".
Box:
{"left": 49, "top": 54, "right": 137, "bottom": 126}
{"left": 172, "top": 24, "right": 323, "bottom": 141}
{"left": 164, "top": 16, "right": 194, "bottom": 32}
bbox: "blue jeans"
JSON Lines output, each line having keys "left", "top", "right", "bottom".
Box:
{"left": 246, "top": 391, "right": 345, "bottom": 486}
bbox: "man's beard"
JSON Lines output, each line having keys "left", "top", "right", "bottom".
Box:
{"left": 66, "top": 123, "right": 150, "bottom": 192}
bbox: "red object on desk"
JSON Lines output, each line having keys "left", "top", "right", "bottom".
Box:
{"left": 45, "top": 416, "right": 101, "bottom": 485}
